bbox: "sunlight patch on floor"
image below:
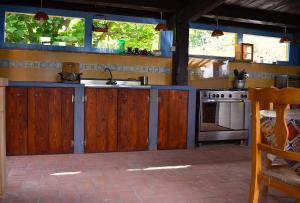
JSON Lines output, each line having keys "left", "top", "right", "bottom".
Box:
{"left": 127, "top": 165, "right": 191, "bottom": 171}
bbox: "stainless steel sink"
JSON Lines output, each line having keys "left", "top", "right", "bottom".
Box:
{"left": 80, "top": 78, "right": 144, "bottom": 87}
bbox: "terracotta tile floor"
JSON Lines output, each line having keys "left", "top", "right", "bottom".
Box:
{"left": 0, "top": 144, "right": 296, "bottom": 203}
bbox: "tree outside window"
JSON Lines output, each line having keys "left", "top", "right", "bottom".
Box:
{"left": 92, "top": 20, "right": 159, "bottom": 51}
{"left": 189, "top": 29, "right": 236, "bottom": 57}
{"left": 243, "top": 34, "right": 288, "bottom": 63}
{"left": 5, "top": 12, "right": 85, "bottom": 47}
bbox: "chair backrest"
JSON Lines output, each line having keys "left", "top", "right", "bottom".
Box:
{"left": 249, "top": 87, "right": 300, "bottom": 150}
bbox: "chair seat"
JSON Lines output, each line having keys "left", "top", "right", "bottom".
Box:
{"left": 261, "top": 167, "right": 300, "bottom": 188}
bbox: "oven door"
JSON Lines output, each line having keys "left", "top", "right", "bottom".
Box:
{"left": 200, "top": 100, "right": 245, "bottom": 132}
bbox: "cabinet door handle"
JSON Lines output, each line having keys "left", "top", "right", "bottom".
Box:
{"left": 82, "top": 96, "right": 87, "bottom": 102}
{"left": 158, "top": 96, "right": 161, "bottom": 103}
{"left": 71, "top": 94, "right": 75, "bottom": 103}
{"left": 147, "top": 96, "right": 150, "bottom": 103}
{"left": 16, "top": 93, "right": 24, "bottom": 97}
{"left": 71, "top": 140, "right": 74, "bottom": 147}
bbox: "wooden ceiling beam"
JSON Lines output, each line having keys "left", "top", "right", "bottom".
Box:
{"left": 1, "top": 0, "right": 171, "bottom": 19}
{"left": 178, "top": 0, "right": 226, "bottom": 22}
{"left": 209, "top": 5, "right": 300, "bottom": 29}
{"left": 50, "top": 0, "right": 179, "bottom": 13}
{"left": 196, "top": 17, "right": 300, "bottom": 33}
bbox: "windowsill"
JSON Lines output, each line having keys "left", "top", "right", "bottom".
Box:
{"left": 188, "top": 55, "right": 291, "bottom": 66}
{"left": 0, "top": 45, "right": 172, "bottom": 59}
{"left": 231, "top": 60, "right": 291, "bottom": 66}
{"left": 189, "top": 55, "right": 235, "bottom": 61}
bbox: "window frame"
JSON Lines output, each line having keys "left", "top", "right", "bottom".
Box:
{"left": 242, "top": 33, "right": 289, "bottom": 63}
{"left": 90, "top": 17, "right": 161, "bottom": 52}
{"left": 188, "top": 28, "right": 237, "bottom": 59}
{"left": 189, "top": 23, "right": 292, "bottom": 64}
{"left": 0, "top": 5, "right": 163, "bottom": 54}
{"left": 4, "top": 11, "right": 86, "bottom": 48}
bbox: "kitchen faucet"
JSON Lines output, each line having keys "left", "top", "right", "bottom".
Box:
{"left": 104, "top": 68, "right": 117, "bottom": 85}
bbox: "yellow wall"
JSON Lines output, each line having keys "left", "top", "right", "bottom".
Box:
{"left": 229, "top": 62, "right": 300, "bottom": 88}
{"left": 0, "top": 49, "right": 172, "bottom": 85}
{"left": 188, "top": 58, "right": 300, "bottom": 88}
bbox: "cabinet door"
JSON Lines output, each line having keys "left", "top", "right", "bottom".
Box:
{"left": 28, "top": 88, "right": 74, "bottom": 155}
{"left": 6, "top": 87, "right": 28, "bottom": 155}
{"left": 118, "top": 89, "right": 149, "bottom": 152}
{"left": 61, "top": 88, "right": 74, "bottom": 153}
{"left": 28, "top": 88, "right": 49, "bottom": 155}
{"left": 158, "top": 90, "right": 188, "bottom": 150}
{"left": 85, "top": 88, "right": 117, "bottom": 152}
{"left": 48, "top": 88, "right": 74, "bottom": 154}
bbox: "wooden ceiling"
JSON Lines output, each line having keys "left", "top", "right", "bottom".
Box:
{"left": 225, "top": 0, "right": 300, "bottom": 15}
{"left": 2, "top": 0, "right": 300, "bottom": 33}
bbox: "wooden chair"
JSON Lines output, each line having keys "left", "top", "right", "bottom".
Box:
{"left": 248, "top": 87, "right": 300, "bottom": 203}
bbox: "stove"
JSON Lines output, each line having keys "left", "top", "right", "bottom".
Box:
{"left": 197, "top": 89, "right": 250, "bottom": 142}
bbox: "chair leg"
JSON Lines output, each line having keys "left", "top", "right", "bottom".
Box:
{"left": 249, "top": 174, "right": 260, "bottom": 203}
{"left": 262, "top": 159, "right": 271, "bottom": 196}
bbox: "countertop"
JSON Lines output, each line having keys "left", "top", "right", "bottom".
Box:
{"left": 8, "top": 81, "right": 196, "bottom": 91}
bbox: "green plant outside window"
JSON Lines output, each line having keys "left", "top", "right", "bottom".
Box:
{"left": 189, "top": 29, "right": 236, "bottom": 57}
{"left": 92, "top": 19, "right": 159, "bottom": 51}
{"left": 5, "top": 12, "right": 85, "bottom": 47}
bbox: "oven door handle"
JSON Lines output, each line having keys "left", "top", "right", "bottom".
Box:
{"left": 202, "top": 99, "right": 245, "bottom": 102}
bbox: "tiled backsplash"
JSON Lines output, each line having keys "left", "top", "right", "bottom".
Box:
{"left": 188, "top": 58, "right": 300, "bottom": 88}
{"left": 0, "top": 59, "right": 171, "bottom": 74}
{"left": 0, "top": 49, "right": 172, "bottom": 84}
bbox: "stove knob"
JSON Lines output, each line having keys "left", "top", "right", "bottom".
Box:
{"left": 241, "top": 94, "right": 244, "bottom": 98}
{"left": 212, "top": 94, "right": 215, "bottom": 98}
{"left": 244, "top": 94, "right": 247, "bottom": 98}
{"left": 216, "top": 94, "right": 219, "bottom": 98}
{"left": 229, "top": 94, "right": 232, "bottom": 98}
{"left": 221, "top": 94, "right": 224, "bottom": 98}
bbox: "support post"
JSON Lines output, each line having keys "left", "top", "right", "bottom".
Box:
{"left": 171, "top": 16, "right": 189, "bottom": 85}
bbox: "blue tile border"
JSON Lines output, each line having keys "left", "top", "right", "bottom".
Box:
{"left": 80, "top": 63, "right": 171, "bottom": 74}
{"left": 0, "top": 59, "right": 62, "bottom": 70}
{"left": 0, "top": 59, "right": 171, "bottom": 74}
{"left": 188, "top": 66, "right": 300, "bottom": 79}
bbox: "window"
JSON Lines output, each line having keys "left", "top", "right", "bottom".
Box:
{"left": 5, "top": 12, "right": 85, "bottom": 47}
{"left": 243, "top": 34, "right": 288, "bottom": 63}
{"left": 189, "top": 29, "right": 236, "bottom": 57}
{"left": 92, "top": 19, "right": 159, "bottom": 51}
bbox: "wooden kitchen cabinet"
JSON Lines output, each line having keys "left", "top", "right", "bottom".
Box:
{"left": 6, "top": 87, "right": 28, "bottom": 155}
{"left": 158, "top": 90, "right": 188, "bottom": 150}
{"left": 117, "top": 89, "right": 149, "bottom": 152}
{"left": 28, "top": 88, "right": 49, "bottom": 154}
{"left": 6, "top": 87, "right": 74, "bottom": 155}
{"left": 84, "top": 88, "right": 118, "bottom": 153}
{"left": 84, "top": 88, "right": 149, "bottom": 152}
{"left": 28, "top": 87, "right": 74, "bottom": 155}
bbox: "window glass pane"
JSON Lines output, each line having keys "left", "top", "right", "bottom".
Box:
{"left": 5, "top": 12, "right": 85, "bottom": 47}
{"left": 189, "top": 29, "right": 236, "bottom": 57}
{"left": 243, "top": 34, "right": 288, "bottom": 63}
{"left": 92, "top": 20, "right": 159, "bottom": 51}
